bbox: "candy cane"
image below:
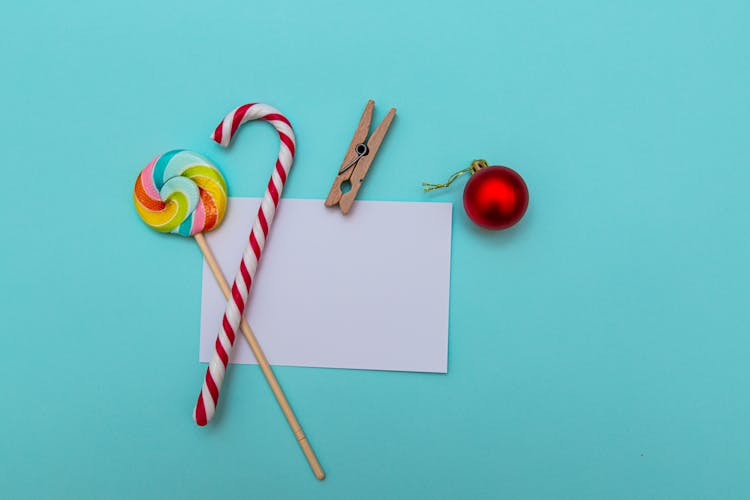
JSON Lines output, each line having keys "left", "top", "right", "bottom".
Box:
{"left": 195, "top": 103, "right": 295, "bottom": 423}
{"left": 196, "top": 103, "right": 324, "bottom": 479}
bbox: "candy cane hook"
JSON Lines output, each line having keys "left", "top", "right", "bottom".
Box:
{"left": 195, "top": 103, "right": 325, "bottom": 480}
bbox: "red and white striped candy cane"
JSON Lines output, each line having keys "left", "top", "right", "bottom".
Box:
{"left": 194, "top": 103, "right": 295, "bottom": 426}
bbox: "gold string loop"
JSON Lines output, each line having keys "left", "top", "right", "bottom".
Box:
{"left": 422, "top": 159, "right": 488, "bottom": 192}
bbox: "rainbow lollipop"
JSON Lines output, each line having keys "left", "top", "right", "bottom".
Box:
{"left": 134, "top": 149, "right": 227, "bottom": 236}
{"left": 133, "top": 149, "right": 324, "bottom": 479}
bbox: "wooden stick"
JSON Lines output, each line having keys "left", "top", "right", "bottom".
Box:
{"left": 194, "top": 233, "right": 325, "bottom": 480}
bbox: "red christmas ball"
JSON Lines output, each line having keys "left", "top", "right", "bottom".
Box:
{"left": 463, "top": 165, "right": 528, "bottom": 230}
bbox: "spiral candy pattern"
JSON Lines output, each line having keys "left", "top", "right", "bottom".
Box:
{"left": 134, "top": 150, "right": 227, "bottom": 236}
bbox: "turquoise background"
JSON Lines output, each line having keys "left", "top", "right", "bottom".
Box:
{"left": 1, "top": 1, "right": 749, "bottom": 498}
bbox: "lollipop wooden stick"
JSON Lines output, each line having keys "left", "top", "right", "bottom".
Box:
{"left": 194, "top": 233, "right": 325, "bottom": 479}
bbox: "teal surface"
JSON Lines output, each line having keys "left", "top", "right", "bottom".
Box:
{"left": 2, "top": 1, "right": 749, "bottom": 498}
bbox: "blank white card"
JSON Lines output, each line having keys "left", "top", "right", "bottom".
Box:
{"left": 200, "top": 198, "right": 452, "bottom": 373}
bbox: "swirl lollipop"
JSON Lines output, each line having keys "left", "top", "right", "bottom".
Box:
{"left": 134, "top": 149, "right": 227, "bottom": 236}
{"left": 133, "top": 149, "right": 325, "bottom": 480}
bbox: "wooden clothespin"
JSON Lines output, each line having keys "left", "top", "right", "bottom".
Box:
{"left": 325, "top": 100, "right": 396, "bottom": 214}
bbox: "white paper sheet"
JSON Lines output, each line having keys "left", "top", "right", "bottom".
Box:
{"left": 200, "top": 198, "right": 452, "bottom": 373}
